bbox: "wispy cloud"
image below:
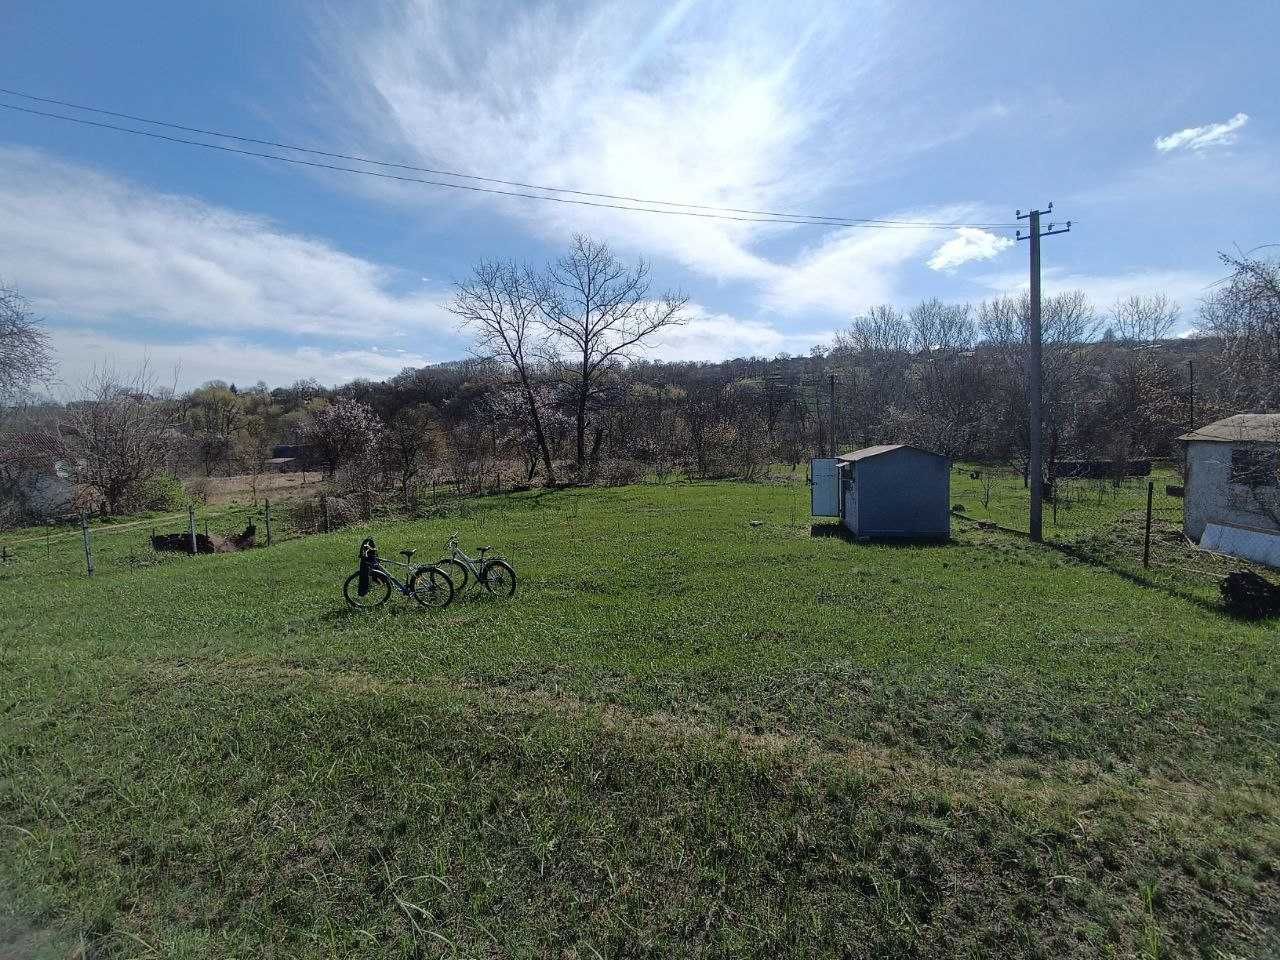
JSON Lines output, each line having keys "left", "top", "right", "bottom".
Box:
{"left": 926, "top": 228, "right": 1014, "bottom": 272}
{"left": 1154, "top": 112, "right": 1249, "bottom": 153}
{"left": 320, "top": 1, "right": 1001, "bottom": 320}
{"left": 50, "top": 327, "right": 433, "bottom": 393}
{"left": 0, "top": 147, "right": 454, "bottom": 342}
{"left": 646, "top": 303, "right": 827, "bottom": 362}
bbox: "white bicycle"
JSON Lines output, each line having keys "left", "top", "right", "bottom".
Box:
{"left": 437, "top": 534, "right": 517, "bottom": 599}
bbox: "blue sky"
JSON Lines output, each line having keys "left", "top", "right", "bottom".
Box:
{"left": 3, "top": 0, "right": 1277, "bottom": 390}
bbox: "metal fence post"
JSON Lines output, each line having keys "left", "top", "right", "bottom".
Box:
{"left": 1143, "top": 480, "right": 1154, "bottom": 570}
{"left": 322, "top": 495, "right": 330, "bottom": 533}
{"left": 188, "top": 505, "right": 198, "bottom": 555}
{"left": 82, "top": 513, "right": 94, "bottom": 577}
{"left": 265, "top": 499, "right": 272, "bottom": 547}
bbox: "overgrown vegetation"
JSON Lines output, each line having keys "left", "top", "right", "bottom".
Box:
{"left": 4, "top": 249, "right": 1278, "bottom": 527}
{"left": 2, "top": 481, "right": 1278, "bottom": 957}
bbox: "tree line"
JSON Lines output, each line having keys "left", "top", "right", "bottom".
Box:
{"left": 1, "top": 239, "right": 1277, "bottom": 523}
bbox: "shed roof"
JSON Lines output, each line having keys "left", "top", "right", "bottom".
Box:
{"left": 838, "top": 444, "right": 943, "bottom": 463}
{"left": 1178, "top": 414, "right": 1280, "bottom": 444}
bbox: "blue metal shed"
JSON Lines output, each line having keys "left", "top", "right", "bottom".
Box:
{"left": 812, "top": 444, "right": 950, "bottom": 539}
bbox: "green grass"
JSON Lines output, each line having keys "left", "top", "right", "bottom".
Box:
{"left": 2, "top": 481, "right": 1279, "bottom": 958}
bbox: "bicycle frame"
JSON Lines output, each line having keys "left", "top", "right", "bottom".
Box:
{"left": 448, "top": 544, "right": 484, "bottom": 581}
{"left": 367, "top": 556, "right": 415, "bottom": 595}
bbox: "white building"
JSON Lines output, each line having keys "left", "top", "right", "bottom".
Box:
{"left": 1179, "top": 414, "right": 1280, "bottom": 542}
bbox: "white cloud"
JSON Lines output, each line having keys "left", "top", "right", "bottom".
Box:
{"left": 320, "top": 2, "right": 1002, "bottom": 319}
{"left": 645, "top": 303, "right": 827, "bottom": 362}
{"left": 0, "top": 147, "right": 454, "bottom": 341}
{"left": 926, "top": 227, "right": 1014, "bottom": 272}
{"left": 1154, "top": 112, "right": 1249, "bottom": 153}
{"left": 49, "top": 327, "right": 432, "bottom": 393}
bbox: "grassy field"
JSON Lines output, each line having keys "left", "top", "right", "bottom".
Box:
{"left": 2, "top": 481, "right": 1279, "bottom": 958}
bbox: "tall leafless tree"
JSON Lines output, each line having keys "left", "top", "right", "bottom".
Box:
{"left": 0, "top": 282, "right": 53, "bottom": 404}
{"left": 537, "top": 235, "right": 687, "bottom": 469}
{"left": 450, "top": 259, "right": 557, "bottom": 484}
{"left": 48, "top": 367, "right": 175, "bottom": 514}
{"left": 1109, "top": 294, "right": 1180, "bottom": 343}
{"left": 1199, "top": 251, "right": 1280, "bottom": 412}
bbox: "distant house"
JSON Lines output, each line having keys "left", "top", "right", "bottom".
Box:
{"left": 1178, "top": 414, "right": 1280, "bottom": 542}
{"left": 268, "top": 444, "right": 313, "bottom": 473}
{"left": 812, "top": 444, "right": 950, "bottom": 540}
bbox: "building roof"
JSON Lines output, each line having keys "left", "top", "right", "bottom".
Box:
{"left": 838, "top": 443, "right": 943, "bottom": 463}
{"left": 1178, "top": 414, "right": 1280, "bottom": 444}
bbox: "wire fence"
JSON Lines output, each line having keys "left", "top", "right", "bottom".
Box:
{"left": 0, "top": 477, "right": 573, "bottom": 583}
{"left": 950, "top": 462, "right": 1256, "bottom": 602}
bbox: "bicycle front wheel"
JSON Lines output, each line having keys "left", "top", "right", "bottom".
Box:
{"left": 438, "top": 558, "right": 470, "bottom": 594}
{"left": 344, "top": 570, "right": 391, "bottom": 609}
{"left": 480, "top": 560, "right": 516, "bottom": 598}
{"left": 410, "top": 566, "right": 455, "bottom": 610}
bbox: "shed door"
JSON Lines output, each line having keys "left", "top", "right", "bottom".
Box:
{"left": 844, "top": 471, "right": 858, "bottom": 532}
{"left": 811, "top": 458, "right": 840, "bottom": 517}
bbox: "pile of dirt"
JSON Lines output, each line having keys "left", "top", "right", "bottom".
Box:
{"left": 152, "top": 524, "right": 256, "bottom": 554}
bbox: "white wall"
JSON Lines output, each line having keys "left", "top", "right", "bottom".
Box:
{"left": 1185, "top": 441, "right": 1280, "bottom": 541}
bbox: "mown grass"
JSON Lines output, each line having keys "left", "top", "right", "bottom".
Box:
{"left": 2, "top": 481, "right": 1279, "bottom": 958}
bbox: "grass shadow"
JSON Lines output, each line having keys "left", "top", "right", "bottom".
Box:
{"left": 955, "top": 512, "right": 1227, "bottom": 616}
{"left": 809, "top": 522, "right": 953, "bottom": 547}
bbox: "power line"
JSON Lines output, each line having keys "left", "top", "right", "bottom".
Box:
{"left": 0, "top": 89, "right": 1023, "bottom": 231}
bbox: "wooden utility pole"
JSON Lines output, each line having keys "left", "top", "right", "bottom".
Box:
{"left": 1016, "top": 203, "right": 1071, "bottom": 542}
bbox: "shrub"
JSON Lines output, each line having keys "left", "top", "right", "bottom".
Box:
{"left": 139, "top": 473, "right": 193, "bottom": 512}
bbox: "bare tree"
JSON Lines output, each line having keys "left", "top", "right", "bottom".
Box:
{"left": 1109, "top": 294, "right": 1180, "bottom": 343}
{"left": 979, "top": 290, "right": 1099, "bottom": 477}
{"left": 48, "top": 367, "right": 175, "bottom": 515}
{"left": 907, "top": 298, "right": 976, "bottom": 353}
{"left": 450, "top": 259, "right": 557, "bottom": 484}
{"left": 537, "top": 235, "right": 688, "bottom": 469}
{"left": 1199, "top": 251, "right": 1280, "bottom": 412}
{"left": 381, "top": 402, "right": 437, "bottom": 506}
{"left": 0, "top": 282, "right": 53, "bottom": 403}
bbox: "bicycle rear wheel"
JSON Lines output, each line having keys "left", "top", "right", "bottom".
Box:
{"left": 480, "top": 559, "right": 516, "bottom": 598}
{"left": 344, "top": 570, "right": 391, "bottom": 609}
{"left": 410, "top": 566, "right": 455, "bottom": 610}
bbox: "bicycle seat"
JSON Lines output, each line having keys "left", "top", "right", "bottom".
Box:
{"left": 476, "top": 545, "right": 490, "bottom": 554}
{"left": 400, "top": 549, "right": 416, "bottom": 560}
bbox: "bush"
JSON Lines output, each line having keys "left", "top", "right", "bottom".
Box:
{"left": 139, "top": 473, "right": 193, "bottom": 512}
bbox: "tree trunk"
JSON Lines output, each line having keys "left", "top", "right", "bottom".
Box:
{"left": 575, "top": 388, "right": 588, "bottom": 468}
{"left": 517, "top": 368, "right": 556, "bottom": 485}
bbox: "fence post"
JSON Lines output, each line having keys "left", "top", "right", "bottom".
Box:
{"left": 265, "top": 499, "right": 273, "bottom": 547}
{"left": 82, "top": 513, "right": 94, "bottom": 577}
{"left": 188, "top": 505, "right": 198, "bottom": 555}
{"left": 1143, "top": 480, "right": 1154, "bottom": 570}
{"left": 322, "top": 495, "right": 330, "bottom": 534}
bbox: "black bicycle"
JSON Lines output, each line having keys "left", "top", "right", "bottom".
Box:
{"left": 344, "top": 538, "right": 454, "bottom": 610}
